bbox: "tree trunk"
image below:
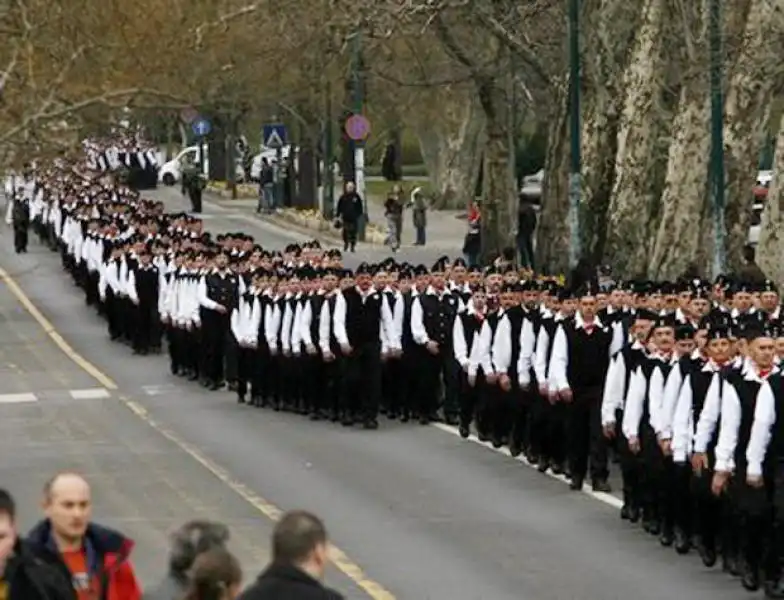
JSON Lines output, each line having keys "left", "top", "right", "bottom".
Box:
{"left": 478, "top": 77, "right": 516, "bottom": 264}
{"left": 536, "top": 80, "right": 571, "bottom": 275}
{"left": 757, "top": 112, "right": 784, "bottom": 285}
{"left": 580, "top": 0, "right": 644, "bottom": 264}
{"left": 414, "top": 90, "right": 485, "bottom": 210}
{"left": 648, "top": 85, "right": 711, "bottom": 279}
{"left": 721, "top": 0, "right": 777, "bottom": 271}
{"left": 603, "top": 0, "right": 670, "bottom": 277}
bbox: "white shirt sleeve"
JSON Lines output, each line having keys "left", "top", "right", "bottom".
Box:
{"left": 318, "top": 299, "right": 332, "bottom": 355}
{"left": 658, "top": 366, "right": 684, "bottom": 440}
{"left": 600, "top": 353, "right": 625, "bottom": 426}
{"left": 693, "top": 375, "right": 722, "bottom": 453}
{"left": 548, "top": 325, "right": 570, "bottom": 392}
{"left": 491, "top": 316, "right": 511, "bottom": 374}
{"left": 453, "top": 317, "right": 468, "bottom": 368}
{"left": 333, "top": 292, "right": 349, "bottom": 347}
{"left": 230, "top": 305, "right": 243, "bottom": 341}
{"left": 714, "top": 384, "right": 741, "bottom": 473}
{"left": 265, "top": 303, "right": 280, "bottom": 351}
{"left": 381, "top": 295, "right": 397, "bottom": 351}
{"left": 299, "top": 302, "right": 314, "bottom": 348}
{"left": 517, "top": 319, "right": 536, "bottom": 388}
{"left": 411, "top": 297, "right": 429, "bottom": 345}
{"left": 671, "top": 379, "right": 694, "bottom": 463}
{"left": 533, "top": 326, "right": 550, "bottom": 385}
{"left": 647, "top": 367, "right": 665, "bottom": 434}
{"left": 621, "top": 367, "right": 645, "bottom": 439}
{"left": 476, "top": 321, "right": 494, "bottom": 377}
{"left": 281, "top": 302, "right": 294, "bottom": 352}
{"left": 126, "top": 271, "right": 139, "bottom": 304}
{"left": 746, "top": 382, "right": 776, "bottom": 478}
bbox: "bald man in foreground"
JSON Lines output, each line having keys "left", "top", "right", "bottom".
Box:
{"left": 26, "top": 472, "right": 142, "bottom": 600}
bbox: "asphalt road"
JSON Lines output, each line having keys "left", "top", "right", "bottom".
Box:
{"left": 0, "top": 190, "right": 743, "bottom": 600}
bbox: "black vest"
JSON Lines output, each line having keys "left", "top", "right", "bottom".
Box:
{"left": 343, "top": 288, "right": 383, "bottom": 347}
{"left": 135, "top": 266, "right": 159, "bottom": 302}
{"left": 309, "top": 294, "right": 326, "bottom": 344}
{"left": 419, "top": 292, "right": 460, "bottom": 347}
{"left": 563, "top": 322, "right": 612, "bottom": 391}
{"left": 204, "top": 272, "right": 239, "bottom": 310}
{"left": 724, "top": 369, "right": 764, "bottom": 472}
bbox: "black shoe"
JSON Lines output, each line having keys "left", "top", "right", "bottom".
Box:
{"left": 491, "top": 436, "right": 503, "bottom": 449}
{"left": 741, "top": 567, "right": 760, "bottom": 592}
{"left": 508, "top": 443, "right": 522, "bottom": 458}
{"left": 341, "top": 417, "right": 354, "bottom": 427}
{"left": 659, "top": 529, "right": 674, "bottom": 547}
{"left": 537, "top": 459, "right": 550, "bottom": 474}
{"left": 550, "top": 462, "right": 564, "bottom": 475}
{"left": 458, "top": 425, "right": 470, "bottom": 439}
{"left": 673, "top": 529, "right": 691, "bottom": 554}
{"left": 698, "top": 542, "right": 716, "bottom": 567}
{"left": 592, "top": 480, "right": 612, "bottom": 493}
{"left": 620, "top": 504, "right": 631, "bottom": 520}
{"left": 628, "top": 505, "right": 640, "bottom": 523}
{"left": 363, "top": 419, "right": 379, "bottom": 430}
{"left": 569, "top": 478, "right": 583, "bottom": 491}
{"left": 444, "top": 414, "right": 458, "bottom": 426}
{"left": 400, "top": 412, "right": 410, "bottom": 423}
{"left": 419, "top": 415, "right": 430, "bottom": 425}
{"left": 237, "top": 394, "right": 246, "bottom": 404}
{"left": 764, "top": 578, "right": 784, "bottom": 598}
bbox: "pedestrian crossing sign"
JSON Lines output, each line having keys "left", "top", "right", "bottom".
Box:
{"left": 263, "top": 123, "right": 287, "bottom": 149}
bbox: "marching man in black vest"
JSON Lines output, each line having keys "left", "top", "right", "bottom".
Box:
{"left": 332, "top": 262, "right": 395, "bottom": 429}
{"left": 453, "top": 286, "right": 489, "bottom": 438}
{"left": 549, "top": 282, "right": 613, "bottom": 492}
{"left": 411, "top": 259, "right": 461, "bottom": 425}
{"left": 711, "top": 326, "right": 779, "bottom": 592}
{"left": 125, "top": 244, "right": 160, "bottom": 355}
{"left": 197, "top": 249, "right": 239, "bottom": 390}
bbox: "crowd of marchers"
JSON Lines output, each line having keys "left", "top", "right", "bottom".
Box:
{"left": 7, "top": 142, "right": 784, "bottom": 598}
{"left": 0, "top": 474, "right": 344, "bottom": 600}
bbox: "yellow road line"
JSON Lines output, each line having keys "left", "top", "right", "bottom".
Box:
{"left": 0, "top": 267, "right": 117, "bottom": 390}
{"left": 0, "top": 266, "right": 396, "bottom": 600}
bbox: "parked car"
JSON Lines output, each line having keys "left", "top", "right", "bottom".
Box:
{"left": 159, "top": 145, "right": 246, "bottom": 185}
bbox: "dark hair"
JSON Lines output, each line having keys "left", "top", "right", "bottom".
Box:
{"left": 272, "top": 511, "right": 327, "bottom": 565}
{"left": 743, "top": 244, "right": 756, "bottom": 262}
{"left": 183, "top": 548, "right": 241, "bottom": 600}
{"left": 169, "top": 521, "right": 231, "bottom": 576}
{"left": 0, "top": 488, "right": 15, "bottom": 521}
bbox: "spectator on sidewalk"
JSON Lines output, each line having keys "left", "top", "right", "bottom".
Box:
{"left": 383, "top": 185, "right": 404, "bottom": 251}
{"left": 183, "top": 547, "right": 242, "bottom": 600}
{"left": 239, "top": 510, "right": 343, "bottom": 600}
{"left": 516, "top": 199, "right": 537, "bottom": 270}
{"left": 463, "top": 203, "right": 481, "bottom": 267}
{"left": 27, "top": 472, "right": 142, "bottom": 600}
{"left": 410, "top": 186, "right": 427, "bottom": 246}
{"left": 336, "top": 182, "right": 363, "bottom": 253}
{"left": 257, "top": 159, "right": 274, "bottom": 214}
{"left": 144, "top": 520, "right": 230, "bottom": 600}
{"left": 0, "top": 488, "right": 76, "bottom": 600}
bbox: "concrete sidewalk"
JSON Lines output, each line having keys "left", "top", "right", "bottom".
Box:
{"left": 205, "top": 184, "right": 468, "bottom": 252}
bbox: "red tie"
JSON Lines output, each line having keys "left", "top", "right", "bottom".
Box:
{"left": 584, "top": 324, "right": 594, "bottom": 334}
{"left": 760, "top": 369, "right": 771, "bottom": 379}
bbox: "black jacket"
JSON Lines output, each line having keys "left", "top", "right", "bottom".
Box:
{"left": 4, "top": 539, "right": 77, "bottom": 600}
{"left": 238, "top": 564, "right": 344, "bottom": 600}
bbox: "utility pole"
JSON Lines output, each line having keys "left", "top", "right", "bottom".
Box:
{"left": 352, "top": 31, "right": 367, "bottom": 241}
{"left": 709, "top": 0, "right": 727, "bottom": 276}
{"left": 567, "top": 0, "right": 582, "bottom": 269}
{"left": 323, "top": 78, "right": 334, "bottom": 219}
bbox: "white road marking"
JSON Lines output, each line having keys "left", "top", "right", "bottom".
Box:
{"left": 68, "top": 388, "right": 111, "bottom": 399}
{"left": 431, "top": 422, "right": 624, "bottom": 510}
{"left": 141, "top": 384, "right": 177, "bottom": 395}
{"left": 0, "top": 392, "right": 38, "bottom": 403}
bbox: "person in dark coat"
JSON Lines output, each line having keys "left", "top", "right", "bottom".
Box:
{"left": 335, "top": 182, "right": 363, "bottom": 253}
{"left": 143, "top": 520, "right": 230, "bottom": 600}
{"left": 0, "top": 488, "right": 76, "bottom": 600}
{"left": 239, "top": 511, "right": 344, "bottom": 600}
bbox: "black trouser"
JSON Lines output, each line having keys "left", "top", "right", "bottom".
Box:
{"left": 201, "top": 312, "right": 229, "bottom": 384}
{"left": 224, "top": 337, "right": 239, "bottom": 384}
{"left": 565, "top": 389, "right": 608, "bottom": 483}
{"left": 236, "top": 346, "right": 256, "bottom": 399}
{"left": 250, "top": 348, "right": 270, "bottom": 403}
{"left": 419, "top": 349, "right": 459, "bottom": 418}
{"left": 302, "top": 353, "right": 325, "bottom": 413}
{"left": 734, "top": 464, "right": 773, "bottom": 579}
{"left": 342, "top": 220, "right": 357, "bottom": 249}
{"left": 509, "top": 385, "right": 533, "bottom": 453}
{"left": 13, "top": 226, "right": 28, "bottom": 252}
{"left": 132, "top": 300, "right": 156, "bottom": 352}
{"left": 690, "top": 465, "right": 721, "bottom": 550}
{"left": 282, "top": 355, "right": 304, "bottom": 410}
{"left": 342, "top": 342, "right": 382, "bottom": 422}
{"left": 189, "top": 188, "right": 202, "bottom": 213}
{"left": 381, "top": 356, "right": 403, "bottom": 415}
{"left": 399, "top": 345, "right": 424, "bottom": 417}
{"left": 484, "top": 383, "right": 516, "bottom": 445}
{"left": 321, "top": 356, "right": 342, "bottom": 417}
{"left": 458, "top": 370, "right": 483, "bottom": 429}
{"left": 616, "top": 413, "right": 642, "bottom": 509}
{"left": 640, "top": 423, "right": 675, "bottom": 531}
{"left": 105, "top": 291, "right": 121, "bottom": 340}
{"left": 531, "top": 392, "right": 567, "bottom": 466}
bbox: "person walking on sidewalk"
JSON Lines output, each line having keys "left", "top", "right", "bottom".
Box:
{"left": 257, "top": 158, "right": 274, "bottom": 214}
{"left": 410, "top": 186, "right": 427, "bottom": 246}
{"left": 383, "top": 184, "right": 404, "bottom": 251}
{"left": 335, "top": 182, "right": 363, "bottom": 253}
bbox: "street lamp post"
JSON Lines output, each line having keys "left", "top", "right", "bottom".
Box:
{"left": 323, "top": 79, "right": 334, "bottom": 220}
{"left": 708, "top": 0, "right": 727, "bottom": 276}
{"left": 567, "top": 0, "right": 582, "bottom": 269}
{"left": 351, "top": 30, "right": 367, "bottom": 241}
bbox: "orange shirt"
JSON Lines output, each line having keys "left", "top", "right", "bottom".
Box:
{"left": 0, "top": 579, "right": 8, "bottom": 600}
{"left": 61, "top": 549, "right": 100, "bottom": 600}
